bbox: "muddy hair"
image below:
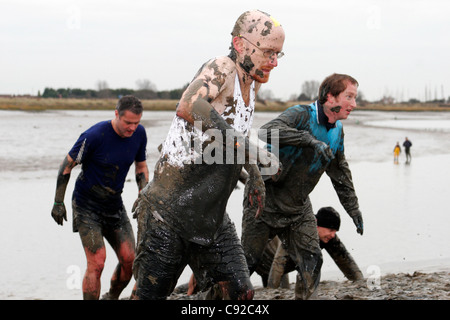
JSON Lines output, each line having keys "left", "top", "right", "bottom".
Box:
{"left": 228, "top": 12, "right": 248, "bottom": 62}
{"left": 228, "top": 10, "right": 271, "bottom": 62}
{"left": 116, "top": 95, "right": 143, "bottom": 116}
{"left": 318, "top": 73, "right": 359, "bottom": 105}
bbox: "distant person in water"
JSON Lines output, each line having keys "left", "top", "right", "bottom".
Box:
{"left": 132, "top": 10, "right": 285, "bottom": 300}
{"left": 51, "top": 95, "right": 149, "bottom": 300}
{"left": 393, "top": 142, "right": 401, "bottom": 164}
{"left": 403, "top": 137, "right": 412, "bottom": 163}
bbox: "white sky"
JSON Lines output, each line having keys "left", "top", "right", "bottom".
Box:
{"left": 1, "top": 0, "right": 449, "bottom": 102}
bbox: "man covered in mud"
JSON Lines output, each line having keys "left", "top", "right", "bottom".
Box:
{"left": 51, "top": 95, "right": 149, "bottom": 300}
{"left": 242, "top": 73, "right": 364, "bottom": 299}
{"left": 264, "top": 207, "right": 364, "bottom": 290}
{"left": 132, "top": 10, "right": 285, "bottom": 300}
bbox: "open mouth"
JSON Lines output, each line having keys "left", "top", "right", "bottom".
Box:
{"left": 261, "top": 67, "right": 273, "bottom": 74}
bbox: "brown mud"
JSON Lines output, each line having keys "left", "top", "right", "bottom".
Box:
{"left": 168, "top": 270, "right": 450, "bottom": 300}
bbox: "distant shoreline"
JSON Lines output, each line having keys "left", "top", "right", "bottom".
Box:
{"left": 1, "top": 97, "right": 450, "bottom": 112}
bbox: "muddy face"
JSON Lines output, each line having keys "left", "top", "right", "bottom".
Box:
{"left": 232, "top": 10, "right": 285, "bottom": 84}
{"left": 327, "top": 82, "right": 358, "bottom": 120}
{"left": 331, "top": 106, "right": 342, "bottom": 113}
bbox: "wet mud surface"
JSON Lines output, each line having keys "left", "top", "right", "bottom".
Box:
{"left": 169, "top": 270, "right": 450, "bottom": 300}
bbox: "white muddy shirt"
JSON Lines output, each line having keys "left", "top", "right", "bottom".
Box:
{"left": 161, "top": 74, "right": 255, "bottom": 167}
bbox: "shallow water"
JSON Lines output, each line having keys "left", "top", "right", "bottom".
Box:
{"left": 1, "top": 109, "right": 449, "bottom": 299}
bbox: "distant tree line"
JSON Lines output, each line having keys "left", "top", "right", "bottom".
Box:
{"left": 41, "top": 83, "right": 189, "bottom": 100}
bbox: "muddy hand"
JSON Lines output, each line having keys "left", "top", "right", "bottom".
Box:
{"left": 249, "top": 188, "right": 265, "bottom": 218}
{"left": 51, "top": 202, "right": 67, "bottom": 226}
{"left": 270, "top": 161, "right": 283, "bottom": 182}
{"left": 349, "top": 209, "right": 364, "bottom": 235}
{"left": 132, "top": 192, "right": 150, "bottom": 219}
{"left": 132, "top": 194, "right": 144, "bottom": 219}
{"left": 245, "top": 166, "right": 266, "bottom": 219}
{"left": 132, "top": 198, "right": 139, "bottom": 219}
{"left": 310, "top": 139, "right": 334, "bottom": 162}
{"left": 258, "top": 149, "right": 281, "bottom": 180}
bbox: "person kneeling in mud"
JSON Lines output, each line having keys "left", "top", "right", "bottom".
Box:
{"left": 241, "top": 73, "right": 364, "bottom": 300}
{"left": 132, "top": 10, "right": 285, "bottom": 300}
{"left": 262, "top": 207, "right": 364, "bottom": 290}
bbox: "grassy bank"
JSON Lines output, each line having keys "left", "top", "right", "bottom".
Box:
{"left": 0, "top": 97, "right": 179, "bottom": 111}
{"left": 1, "top": 97, "right": 450, "bottom": 112}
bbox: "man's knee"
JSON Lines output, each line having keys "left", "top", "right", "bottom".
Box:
{"left": 117, "top": 241, "right": 135, "bottom": 268}
{"left": 85, "top": 246, "right": 107, "bottom": 274}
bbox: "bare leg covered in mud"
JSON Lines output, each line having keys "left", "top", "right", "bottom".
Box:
{"left": 78, "top": 213, "right": 135, "bottom": 300}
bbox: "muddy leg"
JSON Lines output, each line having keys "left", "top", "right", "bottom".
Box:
{"left": 79, "top": 229, "right": 106, "bottom": 300}
{"left": 105, "top": 240, "right": 135, "bottom": 299}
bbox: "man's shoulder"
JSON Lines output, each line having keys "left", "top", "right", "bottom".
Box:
{"left": 285, "top": 104, "right": 313, "bottom": 115}
{"left": 81, "top": 120, "right": 110, "bottom": 137}
{"left": 289, "top": 103, "right": 313, "bottom": 110}
{"left": 88, "top": 120, "right": 110, "bottom": 130}
{"left": 203, "top": 56, "right": 236, "bottom": 74}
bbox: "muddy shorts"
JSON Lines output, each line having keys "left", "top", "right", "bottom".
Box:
{"left": 134, "top": 213, "right": 252, "bottom": 300}
{"left": 72, "top": 199, "right": 135, "bottom": 253}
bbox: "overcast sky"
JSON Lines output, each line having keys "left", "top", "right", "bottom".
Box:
{"left": 1, "top": 0, "right": 449, "bottom": 102}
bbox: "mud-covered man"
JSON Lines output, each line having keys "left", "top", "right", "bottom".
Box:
{"left": 242, "top": 73, "right": 364, "bottom": 299}
{"left": 132, "top": 10, "right": 285, "bottom": 300}
{"left": 51, "top": 96, "right": 149, "bottom": 300}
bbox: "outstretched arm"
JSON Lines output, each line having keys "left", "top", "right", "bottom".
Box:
{"left": 260, "top": 106, "right": 334, "bottom": 162}
{"left": 326, "top": 150, "right": 363, "bottom": 235}
{"left": 51, "top": 154, "right": 77, "bottom": 226}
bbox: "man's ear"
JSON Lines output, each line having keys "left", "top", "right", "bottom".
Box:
{"left": 232, "top": 36, "right": 244, "bottom": 54}
{"left": 326, "top": 93, "right": 336, "bottom": 105}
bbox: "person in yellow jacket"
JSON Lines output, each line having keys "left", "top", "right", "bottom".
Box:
{"left": 393, "top": 142, "right": 401, "bottom": 164}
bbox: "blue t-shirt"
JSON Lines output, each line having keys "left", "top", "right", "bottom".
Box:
{"left": 69, "top": 120, "right": 147, "bottom": 216}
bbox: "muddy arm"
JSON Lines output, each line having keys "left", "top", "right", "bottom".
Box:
{"left": 51, "top": 154, "right": 77, "bottom": 226}
{"left": 326, "top": 150, "right": 363, "bottom": 235}
{"left": 259, "top": 107, "right": 317, "bottom": 147}
{"left": 323, "top": 235, "right": 364, "bottom": 281}
{"left": 135, "top": 160, "right": 149, "bottom": 192}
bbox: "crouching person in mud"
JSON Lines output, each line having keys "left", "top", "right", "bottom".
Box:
{"left": 132, "top": 10, "right": 285, "bottom": 300}
{"left": 242, "top": 73, "right": 364, "bottom": 300}
{"left": 51, "top": 96, "right": 149, "bottom": 300}
{"left": 260, "top": 207, "right": 364, "bottom": 290}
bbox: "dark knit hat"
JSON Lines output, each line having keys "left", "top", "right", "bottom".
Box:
{"left": 315, "top": 207, "right": 340, "bottom": 231}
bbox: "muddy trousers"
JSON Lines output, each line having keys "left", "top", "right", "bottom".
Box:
{"left": 242, "top": 209, "right": 322, "bottom": 300}
{"left": 133, "top": 213, "right": 253, "bottom": 300}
